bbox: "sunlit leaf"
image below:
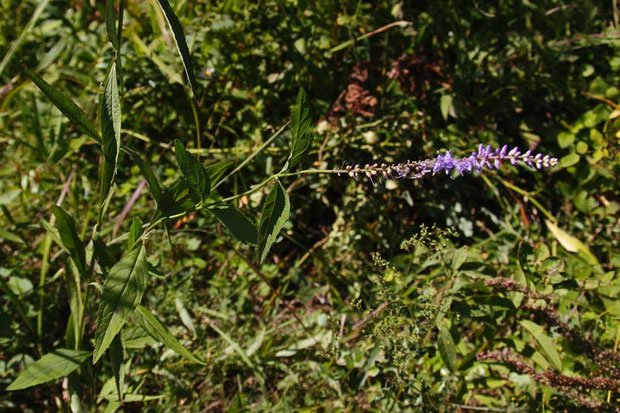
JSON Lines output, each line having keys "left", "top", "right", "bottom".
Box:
{"left": 133, "top": 305, "right": 204, "bottom": 364}
{"left": 520, "top": 320, "right": 562, "bottom": 372}
{"left": 22, "top": 65, "right": 100, "bottom": 142}
{"left": 438, "top": 327, "right": 458, "bottom": 372}
{"left": 155, "top": 0, "right": 198, "bottom": 99}
{"left": 7, "top": 349, "right": 91, "bottom": 391}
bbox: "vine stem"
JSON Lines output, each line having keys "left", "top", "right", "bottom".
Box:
{"left": 144, "top": 167, "right": 346, "bottom": 234}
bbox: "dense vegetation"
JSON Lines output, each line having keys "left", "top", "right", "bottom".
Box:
{"left": 0, "top": 0, "right": 619, "bottom": 411}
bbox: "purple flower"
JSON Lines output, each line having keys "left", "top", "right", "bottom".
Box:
{"left": 343, "top": 144, "right": 558, "bottom": 182}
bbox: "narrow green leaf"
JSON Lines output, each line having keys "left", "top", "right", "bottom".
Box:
{"left": 93, "top": 236, "right": 118, "bottom": 273}
{"left": 155, "top": 0, "right": 198, "bottom": 99}
{"left": 283, "top": 88, "right": 314, "bottom": 171}
{"left": 520, "top": 320, "right": 563, "bottom": 372}
{"left": 100, "top": 63, "right": 121, "bottom": 206}
{"left": 174, "top": 140, "right": 210, "bottom": 203}
{"left": 133, "top": 305, "right": 204, "bottom": 364}
{"left": 126, "top": 217, "right": 142, "bottom": 251}
{"left": 93, "top": 245, "right": 148, "bottom": 363}
{"left": 6, "top": 349, "right": 91, "bottom": 391}
{"left": 209, "top": 205, "right": 257, "bottom": 245}
{"left": 440, "top": 94, "right": 453, "bottom": 120}
{"left": 110, "top": 335, "right": 124, "bottom": 403}
{"left": 122, "top": 147, "right": 163, "bottom": 205}
{"left": 257, "top": 180, "right": 290, "bottom": 264}
{"left": 22, "top": 65, "right": 100, "bottom": 142}
{"left": 64, "top": 263, "right": 83, "bottom": 343}
{"left": 545, "top": 219, "right": 599, "bottom": 266}
{"left": 206, "top": 159, "right": 234, "bottom": 185}
{"left": 0, "top": 0, "right": 51, "bottom": 77}
{"left": 52, "top": 206, "right": 88, "bottom": 279}
{"left": 105, "top": 0, "right": 120, "bottom": 52}
{"left": 438, "top": 327, "right": 458, "bottom": 372}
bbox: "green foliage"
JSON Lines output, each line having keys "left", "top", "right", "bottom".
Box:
{"left": 0, "top": 0, "right": 619, "bottom": 411}
{"left": 257, "top": 179, "right": 290, "bottom": 264}
{"left": 7, "top": 349, "right": 91, "bottom": 391}
{"left": 94, "top": 245, "right": 148, "bottom": 363}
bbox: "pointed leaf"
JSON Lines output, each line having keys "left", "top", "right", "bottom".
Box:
{"left": 22, "top": 65, "right": 100, "bottom": 142}
{"left": 93, "top": 245, "right": 148, "bottom": 363}
{"left": 257, "top": 179, "right": 290, "bottom": 264}
{"left": 174, "top": 140, "right": 210, "bottom": 203}
{"left": 122, "top": 147, "right": 163, "bottom": 205}
{"left": 100, "top": 63, "right": 121, "bottom": 206}
{"left": 105, "top": 0, "right": 120, "bottom": 52}
{"left": 283, "top": 88, "right": 314, "bottom": 171}
{"left": 110, "top": 335, "right": 124, "bottom": 402}
{"left": 126, "top": 217, "right": 142, "bottom": 251}
{"left": 520, "top": 320, "right": 563, "bottom": 372}
{"left": 545, "top": 220, "right": 599, "bottom": 266}
{"left": 7, "top": 349, "right": 91, "bottom": 391}
{"left": 438, "top": 327, "right": 458, "bottom": 372}
{"left": 133, "top": 305, "right": 204, "bottom": 364}
{"left": 64, "top": 263, "right": 83, "bottom": 342}
{"left": 155, "top": 0, "right": 198, "bottom": 99}
{"left": 209, "top": 205, "right": 257, "bottom": 245}
{"left": 52, "top": 206, "right": 87, "bottom": 278}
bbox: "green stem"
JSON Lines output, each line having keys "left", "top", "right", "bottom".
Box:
{"left": 497, "top": 177, "right": 555, "bottom": 222}
{"left": 213, "top": 121, "right": 290, "bottom": 191}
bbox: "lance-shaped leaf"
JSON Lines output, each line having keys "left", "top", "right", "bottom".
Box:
{"left": 520, "top": 320, "right": 563, "bottom": 372}
{"left": 126, "top": 217, "right": 142, "bottom": 251}
{"left": 209, "top": 205, "right": 257, "bottom": 245}
{"left": 93, "top": 245, "right": 148, "bottom": 363}
{"left": 155, "top": 0, "right": 198, "bottom": 99}
{"left": 110, "top": 335, "right": 124, "bottom": 402}
{"left": 257, "top": 180, "right": 290, "bottom": 264}
{"left": 52, "top": 206, "right": 87, "bottom": 278}
{"left": 64, "top": 263, "right": 83, "bottom": 342}
{"left": 282, "top": 88, "right": 314, "bottom": 171}
{"left": 122, "top": 147, "right": 163, "bottom": 205}
{"left": 133, "top": 305, "right": 205, "bottom": 364}
{"left": 105, "top": 0, "right": 120, "bottom": 52}
{"left": 174, "top": 140, "right": 210, "bottom": 203}
{"left": 100, "top": 63, "right": 121, "bottom": 206}
{"left": 22, "top": 65, "right": 100, "bottom": 142}
{"left": 7, "top": 349, "right": 91, "bottom": 391}
{"left": 438, "top": 327, "right": 458, "bottom": 373}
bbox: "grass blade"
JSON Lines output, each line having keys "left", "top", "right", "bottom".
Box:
{"left": 0, "top": 0, "right": 51, "bottom": 77}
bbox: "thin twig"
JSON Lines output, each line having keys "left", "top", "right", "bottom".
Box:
{"left": 352, "top": 301, "right": 390, "bottom": 331}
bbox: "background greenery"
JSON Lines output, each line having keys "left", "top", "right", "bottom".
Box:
{"left": 0, "top": 0, "right": 619, "bottom": 411}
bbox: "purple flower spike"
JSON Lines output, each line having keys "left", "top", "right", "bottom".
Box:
{"left": 343, "top": 144, "right": 558, "bottom": 182}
